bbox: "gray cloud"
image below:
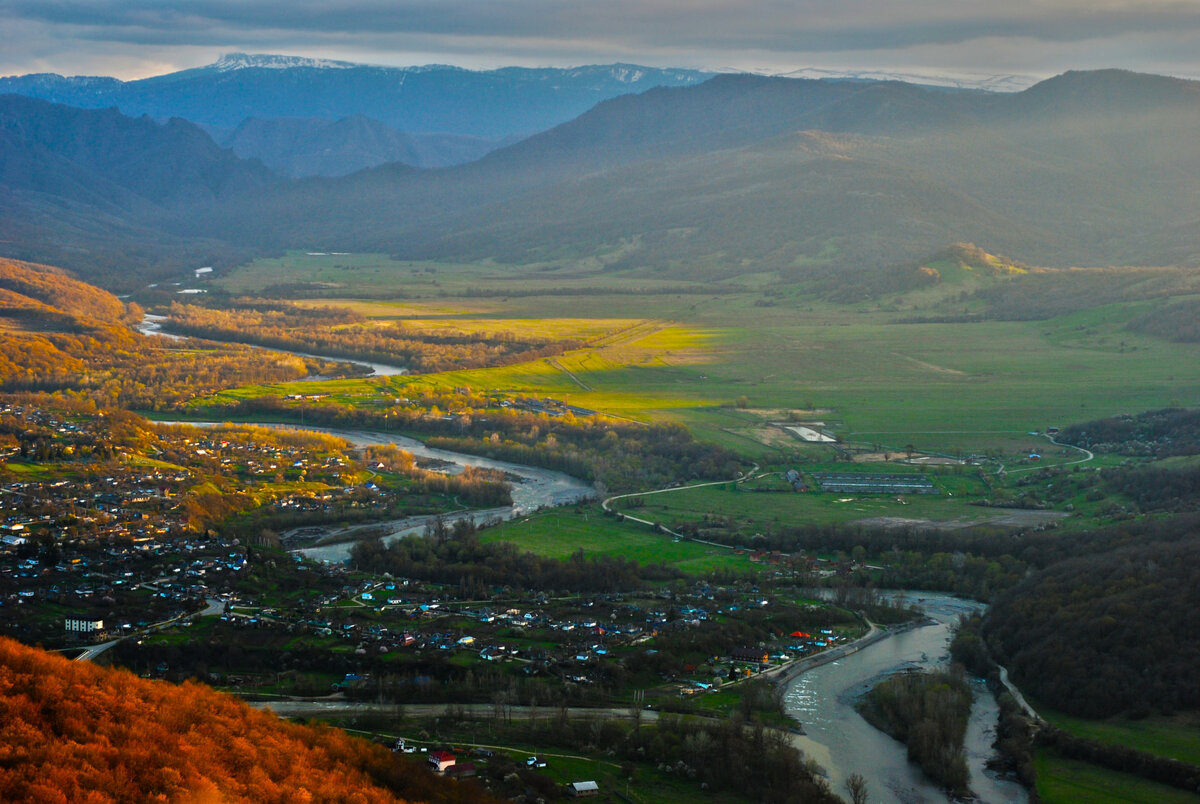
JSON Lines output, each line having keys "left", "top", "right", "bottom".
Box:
{"left": 3, "top": 0, "right": 1200, "bottom": 80}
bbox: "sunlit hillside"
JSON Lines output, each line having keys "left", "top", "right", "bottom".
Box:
{"left": 0, "top": 636, "right": 495, "bottom": 803}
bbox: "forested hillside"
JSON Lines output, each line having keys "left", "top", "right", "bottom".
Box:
{"left": 183, "top": 69, "right": 1200, "bottom": 279}
{"left": 986, "top": 516, "right": 1200, "bottom": 717}
{"left": 0, "top": 636, "right": 497, "bottom": 802}
{"left": 0, "top": 258, "right": 330, "bottom": 405}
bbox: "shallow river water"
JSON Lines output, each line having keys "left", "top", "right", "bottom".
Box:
{"left": 137, "top": 313, "right": 409, "bottom": 376}
{"left": 783, "top": 592, "right": 1027, "bottom": 804}
{"left": 293, "top": 427, "right": 596, "bottom": 561}
{"left": 156, "top": 421, "right": 597, "bottom": 563}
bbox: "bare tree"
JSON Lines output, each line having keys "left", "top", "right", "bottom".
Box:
{"left": 845, "top": 772, "right": 869, "bottom": 804}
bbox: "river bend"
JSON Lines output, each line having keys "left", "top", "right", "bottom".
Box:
{"left": 784, "top": 592, "right": 1026, "bottom": 804}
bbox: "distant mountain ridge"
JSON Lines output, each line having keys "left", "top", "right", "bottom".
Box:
{"left": 2, "top": 69, "right": 1199, "bottom": 290}
{"left": 0, "top": 55, "right": 713, "bottom": 137}
{"left": 0, "top": 94, "right": 275, "bottom": 206}
{"left": 211, "top": 52, "right": 362, "bottom": 71}
{"left": 0, "top": 93, "right": 266, "bottom": 287}
{"left": 190, "top": 69, "right": 1200, "bottom": 278}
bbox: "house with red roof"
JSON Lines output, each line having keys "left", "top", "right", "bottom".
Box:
{"left": 428, "top": 750, "right": 456, "bottom": 773}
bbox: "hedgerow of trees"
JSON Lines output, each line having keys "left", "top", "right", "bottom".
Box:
{"left": 217, "top": 392, "right": 746, "bottom": 493}
{"left": 164, "top": 298, "right": 584, "bottom": 372}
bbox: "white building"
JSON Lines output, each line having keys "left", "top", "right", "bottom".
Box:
{"left": 65, "top": 618, "right": 104, "bottom": 633}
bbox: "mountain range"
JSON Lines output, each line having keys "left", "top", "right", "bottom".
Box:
{"left": 1, "top": 67, "right": 1199, "bottom": 290}
{"left": 186, "top": 70, "right": 1200, "bottom": 280}
{"left": 0, "top": 54, "right": 711, "bottom": 176}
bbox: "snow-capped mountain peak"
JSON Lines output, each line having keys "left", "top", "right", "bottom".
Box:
{"left": 212, "top": 53, "right": 359, "bottom": 71}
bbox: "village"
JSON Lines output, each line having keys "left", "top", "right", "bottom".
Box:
{"left": 123, "top": 565, "right": 865, "bottom": 701}
{"left": 0, "top": 397, "right": 920, "bottom": 802}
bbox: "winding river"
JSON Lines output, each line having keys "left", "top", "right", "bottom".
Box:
{"left": 784, "top": 592, "right": 1026, "bottom": 804}
{"left": 141, "top": 313, "right": 594, "bottom": 557}
{"left": 161, "top": 421, "right": 596, "bottom": 563}
{"left": 288, "top": 427, "right": 596, "bottom": 561}
{"left": 145, "top": 316, "right": 1027, "bottom": 800}
{"left": 138, "top": 313, "right": 409, "bottom": 377}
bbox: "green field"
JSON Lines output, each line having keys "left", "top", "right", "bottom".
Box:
{"left": 210, "top": 253, "right": 1200, "bottom": 466}
{"left": 607, "top": 475, "right": 1072, "bottom": 536}
{"left": 1036, "top": 749, "right": 1200, "bottom": 804}
{"left": 477, "top": 509, "right": 755, "bottom": 574}
{"left": 189, "top": 251, "right": 1200, "bottom": 546}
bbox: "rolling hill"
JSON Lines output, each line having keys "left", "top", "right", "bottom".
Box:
{"left": 0, "top": 635, "right": 497, "bottom": 802}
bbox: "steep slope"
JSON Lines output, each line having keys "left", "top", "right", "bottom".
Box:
{"left": 0, "top": 635, "right": 497, "bottom": 803}
{"left": 0, "top": 256, "right": 126, "bottom": 321}
{"left": 0, "top": 94, "right": 275, "bottom": 205}
{"left": 0, "top": 94, "right": 269, "bottom": 287}
{"left": 221, "top": 114, "right": 508, "bottom": 176}
{"left": 0, "top": 54, "right": 712, "bottom": 137}
{"left": 5, "top": 69, "right": 1200, "bottom": 290}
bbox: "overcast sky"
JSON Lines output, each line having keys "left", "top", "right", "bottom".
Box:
{"left": 3, "top": 0, "right": 1200, "bottom": 84}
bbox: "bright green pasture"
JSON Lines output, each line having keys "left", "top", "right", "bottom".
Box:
{"left": 669, "top": 312, "right": 1199, "bottom": 449}
{"left": 2, "top": 461, "right": 58, "bottom": 480}
{"left": 213, "top": 254, "right": 1200, "bottom": 461}
{"left": 477, "top": 510, "right": 754, "bottom": 575}
{"left": 1036, "top": 749, "right": 1200, "bottom": 804}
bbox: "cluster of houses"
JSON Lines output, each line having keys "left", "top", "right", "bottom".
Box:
{"left": 199, "top": 573, "right": 854, "bottom": 701}
{"left": 158, "top": 432, "right": 353, "bottom": 483}
{"left": 2, "top": 473, "right": 190, "bottom": 543}
{"left": 420, "top": 745, "right": 599, "bottom": 797}
{"left": 1, "top": 523, "right": 251, "bottom": 644}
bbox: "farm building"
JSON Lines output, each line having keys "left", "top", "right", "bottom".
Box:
{"left": 568, "top": 781, "right": 600, "bottom": 797}
{"left": 813, "top": 473, "right": 938, "bottom": 494}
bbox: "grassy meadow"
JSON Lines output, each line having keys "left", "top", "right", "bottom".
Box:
{"left": 212, "top": 252, "right": 1200, "bottom": 465}
{"left": 1036, "top": 704, "right": 1200, "bottom": 766}
{"left": 196, "top": 250, "right": 1200, "bottom": 537}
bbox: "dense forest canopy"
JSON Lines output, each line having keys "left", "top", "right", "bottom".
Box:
{"left": 986, "top": 521, "right": 1200, "bottom": 717}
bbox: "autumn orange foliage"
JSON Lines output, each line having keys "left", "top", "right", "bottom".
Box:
{"left": 0, "top": 637, "right": 492, "bottom": 803}
{"left": 0, "top": 259, "right": 317, "bottom": 406}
